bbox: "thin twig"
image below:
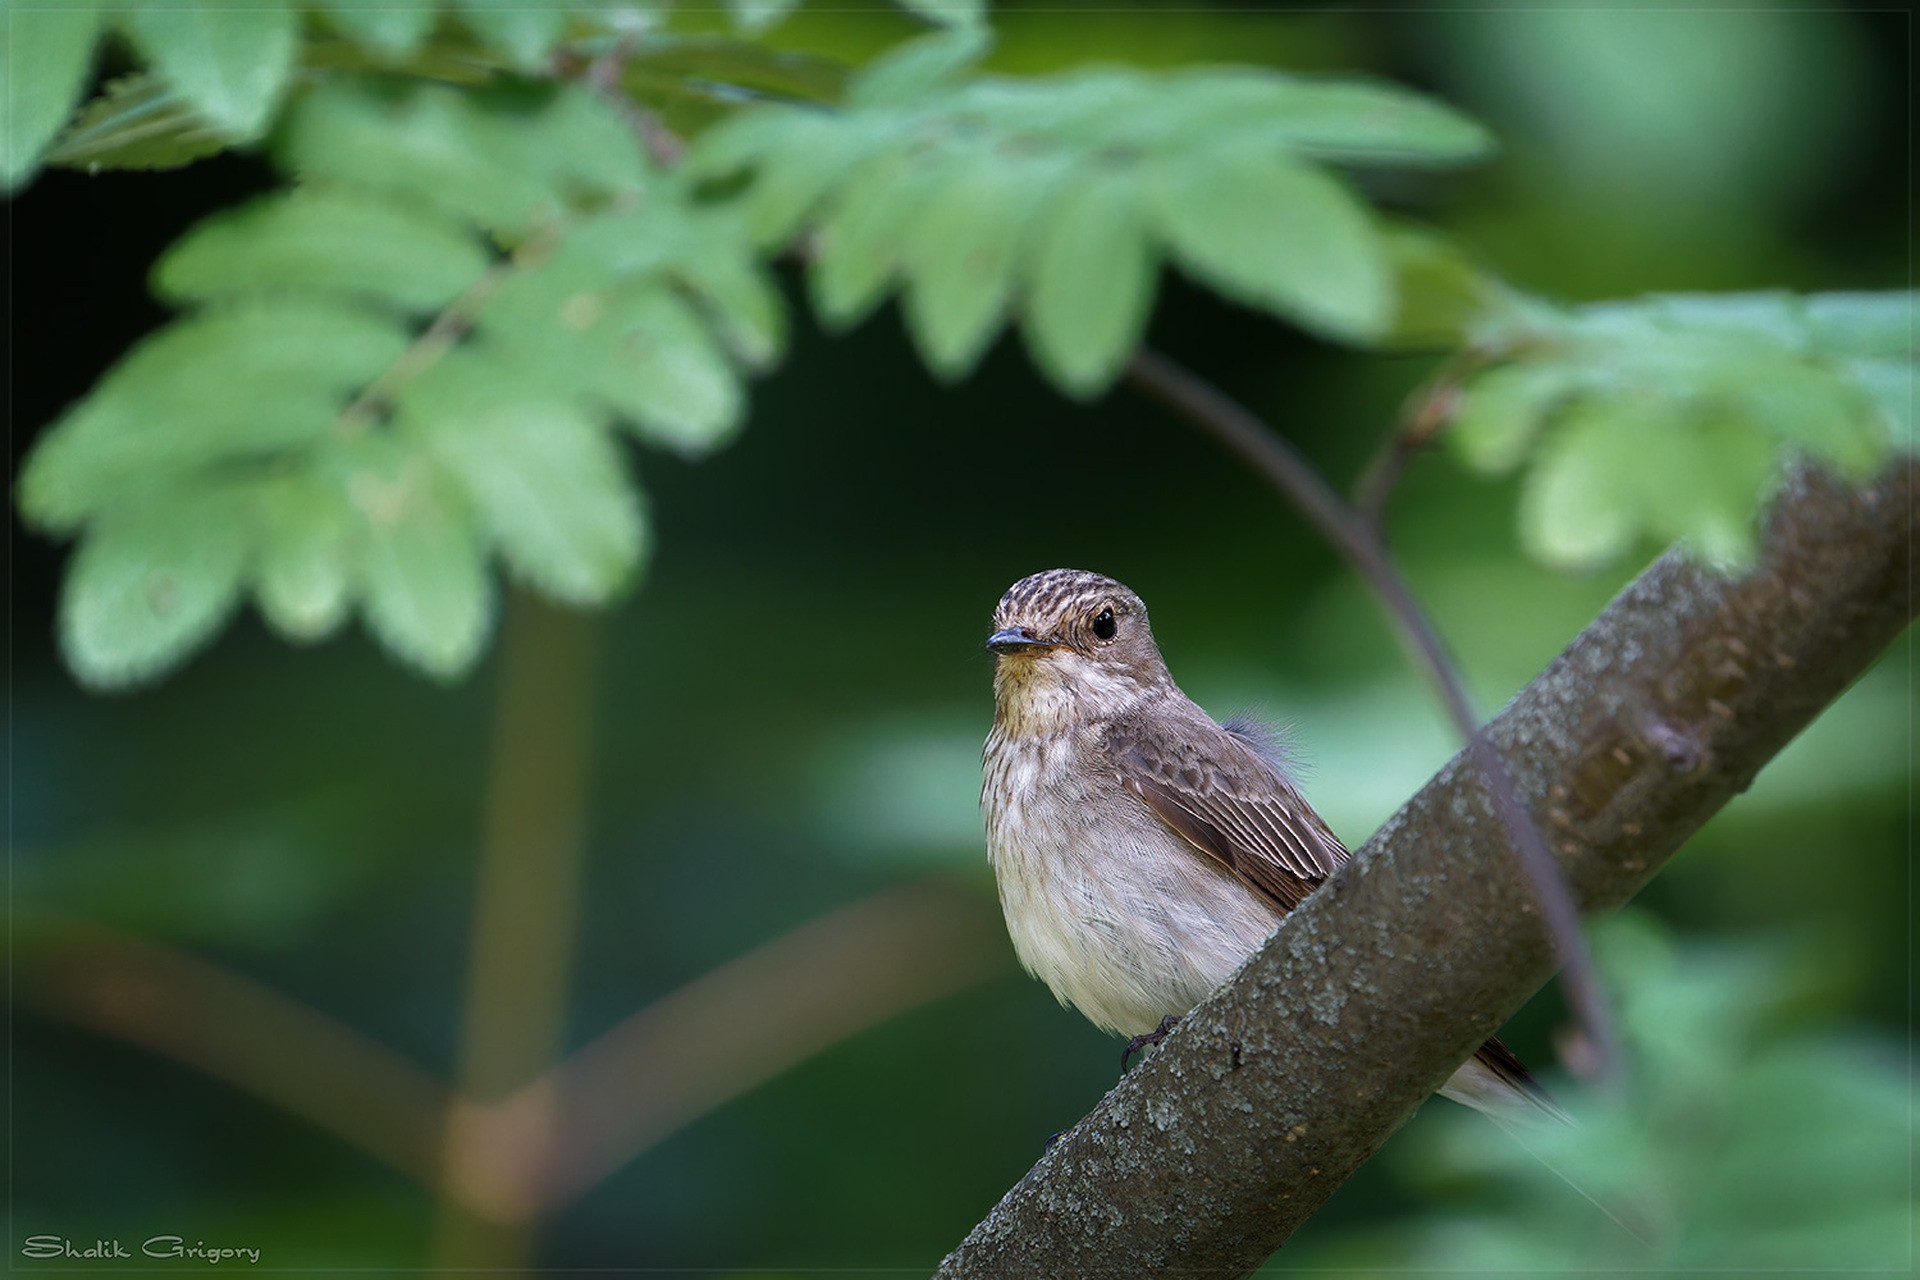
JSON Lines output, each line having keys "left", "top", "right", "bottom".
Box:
{"left": 1125, "top": 347, "right": 1619, "bottom": 1082}
{"left": 1353, "top": 369, "right": 1467, "bottom": 525}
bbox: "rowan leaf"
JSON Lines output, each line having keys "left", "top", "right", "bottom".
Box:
{"left": 313, "top": 2, "right": 436, "bottom": 56}
{"left": 20, "top": 301, "right": 409, "bottom": 531}
{"left": 42, "top": 73, "right": 232, "bottom": 173}
{"left": 345, "top": 439, "right": 492, "bottom": 680}
{"left": 901, "top": 146, "right": 1071, "bottom": 378}
{"left": 1022, "top": 167, "right": 1154, "bottom": 397}
{"left": 453, "top": 1, "right": 567, "bottom": 70}
{"left": 119, "top": 0, "right": 298, "bottom": 137}
{"left": 811, "top": 147, "right": 948, "bottom": 331}
{"left": 594, "top": 287, "right": 745, "bottom": 455}
{"left": 847, "top": 26, "right": 991, "bottom": 109}
{"left": 1517, "top": 404, "right": 1643, "bottom": 571}
{"left": 402, "top": 362, "right": 646, "bottom": 603}
{"left": 1145, "top": 143, "right": 1391, "bottom": 341}
{"left": 59, "top": 483, "right": 250, "bottom": 689}
{"left": 253, "top": 470, "right": 356, "bottom": 641}
{"left": 154, "top": 187, "right": 492, "bottom": 312}
{"left": 1, "top": 2, "right": 102, "bottom": 190}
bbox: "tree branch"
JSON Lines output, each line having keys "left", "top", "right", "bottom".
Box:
{"left": 934, "top": 457, "right": 1915, "bottom": 1279}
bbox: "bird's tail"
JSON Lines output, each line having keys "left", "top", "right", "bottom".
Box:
{"left": 1440, "top": 1052, "right": 1652, "bottom": 1247}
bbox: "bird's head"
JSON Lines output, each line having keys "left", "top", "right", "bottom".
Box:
{"left": 986, "top": 569, "right": 1170, "bottom": 732}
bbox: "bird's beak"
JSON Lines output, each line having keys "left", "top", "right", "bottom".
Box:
{"left": 986, "top": 626, "right": 1057, "bottom": 655}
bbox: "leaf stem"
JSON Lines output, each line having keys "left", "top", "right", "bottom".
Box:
{"left": 334, "top": 235, "right": 548, "bottom": 438}
{"left": 1126, "top": 346, "right": 1619, "bottom": 1082}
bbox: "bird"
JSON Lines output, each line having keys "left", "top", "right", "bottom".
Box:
{"left": 979, "top": 566, "right": 1561, "bottom": 1124}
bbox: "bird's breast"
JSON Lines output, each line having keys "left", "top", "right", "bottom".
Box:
{"left": 981, "top": 724, "right": 1284, "bottom": 1036}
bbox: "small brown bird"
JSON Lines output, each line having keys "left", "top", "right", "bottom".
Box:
{"left": 980, "top": 567, "right": 1557, "bottom": 1123}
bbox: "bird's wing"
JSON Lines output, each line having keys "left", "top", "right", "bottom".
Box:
{"left": 1101, "top": 706, "right": 1349, "bottom": 914}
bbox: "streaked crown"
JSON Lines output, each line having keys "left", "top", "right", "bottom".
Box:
{"left": 991, "top": 568, "right": 1155, "bottom": 656}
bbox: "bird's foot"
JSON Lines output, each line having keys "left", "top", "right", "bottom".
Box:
{"left": 1121, "top": 1014, "right": 1183, "bottom": 1069}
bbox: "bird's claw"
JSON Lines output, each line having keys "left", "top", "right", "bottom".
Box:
{"left": 1121, "top": 1013, "right": 1183, "bottom": 1069}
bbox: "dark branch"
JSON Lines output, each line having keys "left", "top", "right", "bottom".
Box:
{"left": 1126, "top": 348, "right": 1619, "bottom": 1078}
{"left": 935, "top": 458, "right": 1916, "bottom": 1279}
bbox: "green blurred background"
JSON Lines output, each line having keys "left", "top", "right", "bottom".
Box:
{"left": 9, "top": 4, "right": 1911, "bottom": 1273}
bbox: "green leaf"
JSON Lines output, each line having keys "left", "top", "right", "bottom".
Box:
{"left": 41, "top": 73, "right": 233, "bottom": 172}
{"left": 1803, "top": 291, "right": 1915, "bottom": 361}
{"left": 453, "top": 1, "right": 566, "bottom": 70}
{"left": 281, "top": 81, "right": 645, "bottom": 238}
{"left": 1379, "top": 224, "right": 1513, "bottom": 350}
{"left": 154, "top": 187, "right": 492, "bottom": 312}
{"left": 345, "top": 440, "right": 492, "bottom": 679}
{"left": 1, "top": 3, "right": 102, "bottom": 190}
{"left": 1715, "top": 354, "right": 1884, "bottom": 479}
{"left": 59, "top": 483, "right": 250, "bottom": 689}
{"left": 848, "top": 27, "right": 992, "bottom": 109}
{"left": 1517, "top": 404, "right": 1644, "bottom": 570}
{"left": 726, "top": 0, "right": 802, "bottom": 32}
{"left": 892, "top": 0, "right": 986, "bottom": 28}
{"left": 701, "top": 110, "right": 880, "bottom": 249}
{"left": 1184, "top": 72, "right": 1495, "bottom": 167}
{"left": 901, "top": 146, "right": 1070, "bottom": 379}
{"left": 593, "top": 288, "right": 745, "bottom": 455}
{"left": 1646, "top": 416, "right": 1780, "bottom": 570}
{"left": 119, "top": 0, "right": 298, "bottom": 137}
{"left": 401, "top": 363, "right": 646, "bottom": 603}
{"left": 20, "top": 301, "right": 409, "bottom": 531}
{"left": 314, "top": 2, "right": 437, "bottom": 56}
{"left": 1449, "top": 363, "right": 1580, "bottom": 474}
{"left": 669, "top": 214, "right": 787, "bottom": 370}
{"left": 1842, "top": 357, "right": 1913, "bottom": 451}
{"left": 810, "top": 146, "right": 947, "bottom": 331}
{"left": 253, "top": 470, "right": 356, "bottom": 641}
{"left": 1022, "top": 166, "right": 1154, "bottom": 397}
{"left": 1145, "top": 144, "right": 1391, "bottom": 342}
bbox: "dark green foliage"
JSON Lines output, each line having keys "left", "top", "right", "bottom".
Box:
{"left": 10, "top": 4, "right": 1912, "bottom": 690}
{"left": 1380, "top": 913, "right": 1912, "bottom": 1272}
{"left": 690, "top": 29, "right": 1494, "bottom": 390}
{"left": 20, "top": 77, "right": 775, "bottom": 686}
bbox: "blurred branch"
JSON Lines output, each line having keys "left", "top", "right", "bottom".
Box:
{"left": 20, "top": 880, "right": 1009, "bottom": 1229}
{"left": 21, "top": 917, "right": 451, "bottom": 1187}
{"left": 1126, "top": 347, "right": 1619, "bottom": 1079}
{"left": 936, "top": 458, "right": 1916, "bottom": 1278}
{"left": 433, "top": 591, "right": 601, "bottom": 1268}
{"left": 453, "top": 879, "right": 1011, "bottom": 1219}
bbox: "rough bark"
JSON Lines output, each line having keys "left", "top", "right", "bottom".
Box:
{"left": 934, "top": 459, "right": 1915, "bottom": 1279}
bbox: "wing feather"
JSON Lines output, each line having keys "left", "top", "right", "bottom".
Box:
{"left": 1101, "top": 707, "right": 1347, "bottom": 914}
{"left": 1103, "top": 703, "right": 1558, "bottom": 1117}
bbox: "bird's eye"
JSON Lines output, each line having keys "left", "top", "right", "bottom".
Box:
{"left": 1092, "top": 607, "right": 1117, "bottom": 640}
